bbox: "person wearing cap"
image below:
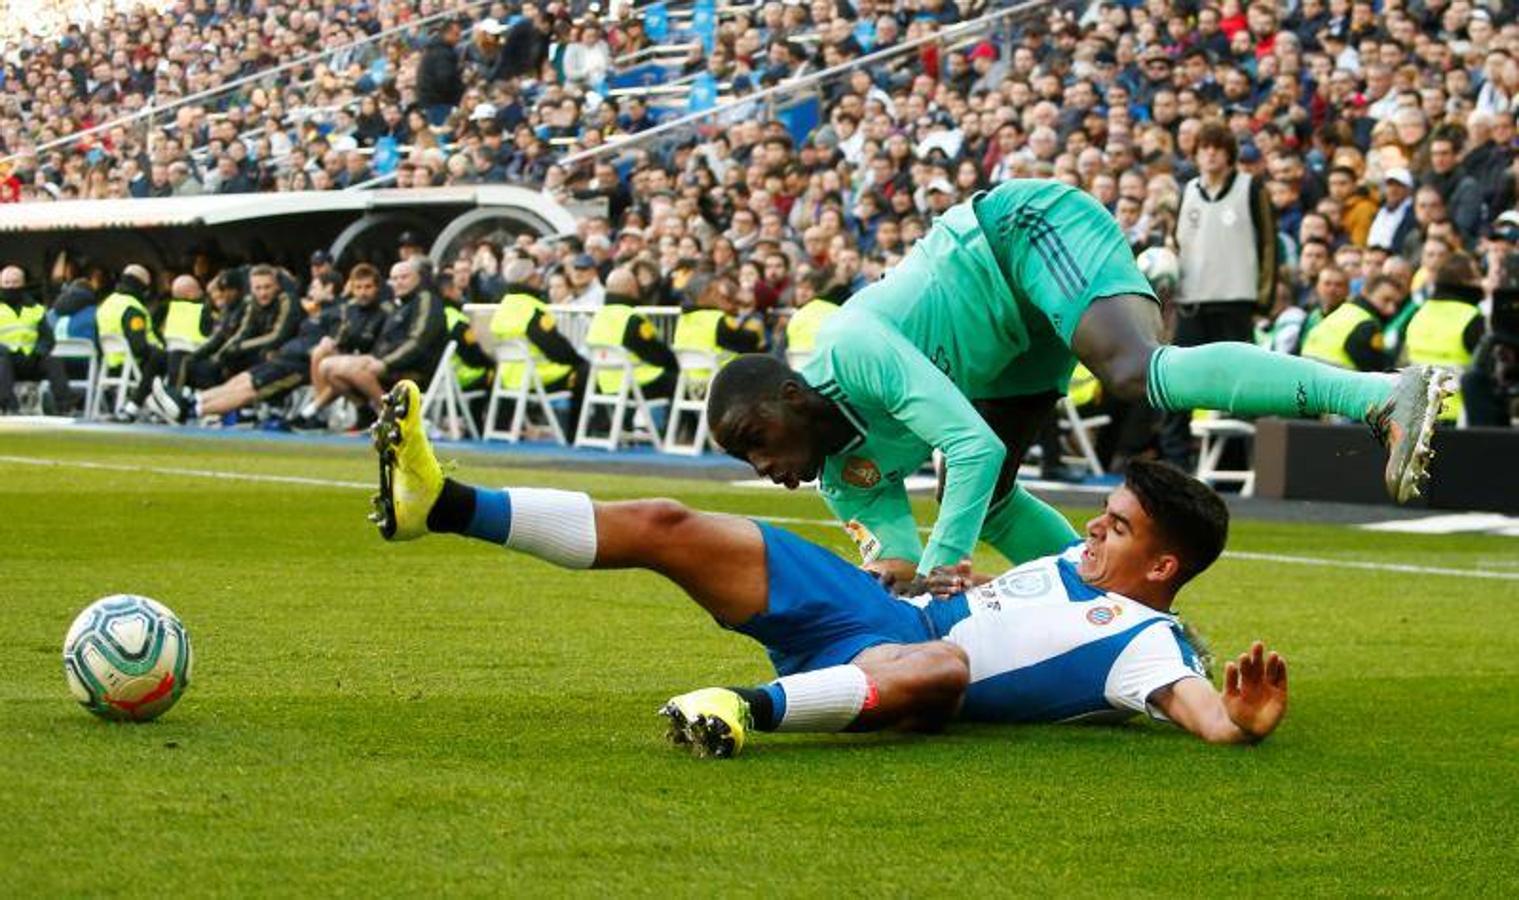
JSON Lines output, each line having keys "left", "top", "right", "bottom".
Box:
{"left": 1166, "top": 119, "right": 1278, "bottom": 466}
{"left": 968, "top": 42, "right": 1008, "bottom": 95}
{"left": 309, "top": 250, "right": 335, "bottom": 293}
{"left": 468, "top": 17, "right": 511, "bottom": 83}
{"left": 1367, "top": 167, "right": 1417, "bottom": 252}
{"left": 397, "top": 231, "right": 429, "bottom": 262}
{"left": 567, "top": 254, "right": 606, "bottom": 307}
{"left": 1401, "top": 253, "right": 1487, "bottom": 421}
{"left": 1136, "top": 47, "right": 1175, "bottom": 107}
{"left": 416, "top": 17, "right": 465, "bottom": 126}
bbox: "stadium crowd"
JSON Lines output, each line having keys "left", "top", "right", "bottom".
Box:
{"left": 2, "top": 0, "right": 1518, "bottom": 465}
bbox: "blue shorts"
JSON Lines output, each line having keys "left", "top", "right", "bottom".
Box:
{"left": 731, "top": 523, "right": 935, "bottom": 677}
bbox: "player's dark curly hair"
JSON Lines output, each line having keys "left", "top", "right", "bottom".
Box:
{"left": 1123, "top": 459, "right": 1230, "bottom": 587}
{"left": 706, "top": 354, "right": 795, "bottom": 430}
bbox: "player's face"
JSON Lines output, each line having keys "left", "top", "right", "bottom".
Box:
{"left": 714, "top": 401, "right": 821, "bottom": 490}
{"left": 1078, "top": 487, "right": 1173, "bottom": 594}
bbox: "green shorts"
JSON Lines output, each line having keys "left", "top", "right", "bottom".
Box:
{"left": 972, "top": 179, "right": 1157, "bottom": 347}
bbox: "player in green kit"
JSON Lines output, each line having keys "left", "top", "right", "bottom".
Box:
{"left": 710, "top": 179, "right": 1450, "bottom": 585}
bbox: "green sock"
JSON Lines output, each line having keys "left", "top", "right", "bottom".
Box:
{"left": 1146, "top": 343, "right": 1394, "bottom": 422}
{"left": 980, "top": 484, "right": 1080, "bottom": 566}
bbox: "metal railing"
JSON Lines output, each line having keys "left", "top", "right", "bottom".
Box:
{"left": 560, "top": 0, "right": 1049, "bottom": 168}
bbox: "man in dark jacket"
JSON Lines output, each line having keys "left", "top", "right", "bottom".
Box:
{"left": 1422, "top": 133, "right": 1485, "bottom": 246}
{"left": 416, "top": 18, "right": 465, "bottom": 126}
{"left": 307, "top": 259, "right": 447, "bottom": 425}
{"left": 499, "top": 4, "right": 550, "bottom": 80}
{"left": 182, "top": 265, "right": 298, "bottom": 387}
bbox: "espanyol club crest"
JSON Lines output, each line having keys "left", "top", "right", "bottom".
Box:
{"left": 1086, "top": 604, "right": 1122, "bottom": 626}
{"left": 1002, "top": 571, "right": 1052, "bottom": 598}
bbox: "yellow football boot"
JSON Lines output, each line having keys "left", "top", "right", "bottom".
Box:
{"left": 659, "top": 687, "right": 753, "bottom": 759}
{"left": 369, "top": 380, "right": 442, "bottom": 541}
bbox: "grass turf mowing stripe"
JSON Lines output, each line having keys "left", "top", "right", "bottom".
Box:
{"left": 3, "top": 453, "right": 1515, "bottom": 582}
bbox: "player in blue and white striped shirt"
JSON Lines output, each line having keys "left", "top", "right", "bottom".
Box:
{"left": 371, "top": 380, "right": 1288, "bottom": 757}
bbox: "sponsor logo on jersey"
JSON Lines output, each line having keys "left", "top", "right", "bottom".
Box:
{"left": 842, "top": 456, "right": 881, "bottom": 488}
{"left": 1086, "top": 604, "right": 1122, "bottom": 626}
{"left": 842, "top": 519, "right": 881, "bottom": 564}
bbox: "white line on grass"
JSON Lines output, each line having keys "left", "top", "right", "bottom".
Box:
{"left": 4, "top": 454, "right": 1516, "bottom": 582}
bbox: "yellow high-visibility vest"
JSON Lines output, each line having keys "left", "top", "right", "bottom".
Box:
{"left": 785, "top": 298, "right": 841, "bottom": 354}
{"left": 672, "top": 308, "right": 733, "bottom": 385}
{"left": 444, "top": 306, "right": 489, "bottom": 389}
{"left": 0, "top": 302, "right": 45, "bottom": 353}
{"left": 587, "top": 304, "right": 664, "bottom": 393}
{"left": 96, "top": 292, "right": 162, "bottom": 367}
{"left": 163, "top": 300, "right": 209, "bottom": 347}
{"left": 1405, "top": 298, "right": 1480, "bottom": 421}
{"left": 1301, "top": 303, "right": 1374, "bottom": 370}
{"left": 489, "top": 293, "right": 574, "bottom": 388}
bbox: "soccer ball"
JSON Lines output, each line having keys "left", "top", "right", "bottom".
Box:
{"left": 1136, "top": 247, "right": 1180, "bottom": 295}
{"left": 62, "top": 595, "right": 192, "bottom": 722}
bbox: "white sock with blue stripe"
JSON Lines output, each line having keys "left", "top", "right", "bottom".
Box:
{"left": 768, "top": 665, "right": 874, "bottom": 732}
{"left": 463, "top": 487, "right": 598, "bottom": 569}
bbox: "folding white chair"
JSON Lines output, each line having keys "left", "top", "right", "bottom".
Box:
{"left": 419, "top": 341, "right": 487, "bottom": 441}
{"left": 92, "top": 335, "right": 141, "bottom": 419}
{"left": 1056, "top": 396, "right": 1110, "bottom": 476}
{"left": 483, "top": 339, "right": 569, "bottom": 445}
{"left": 1191, "top": 415, "right": 1256, "bottom": 496}
{"left": 43, "top": 338, "right": 98, "bottom": 417}
{"left": 573, "top": 343, "right": 667, "bottom": 451}
{"left": 662, "top": 348, "right": 721, "bottom": 456}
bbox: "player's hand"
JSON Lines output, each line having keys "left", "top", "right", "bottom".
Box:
{"left": 924, "top": 559, "right": 979, "bottom": 596}
{"left": 1222, "top": 641, "right": 1288, "bottom": 741}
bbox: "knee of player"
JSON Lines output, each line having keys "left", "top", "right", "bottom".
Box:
{"left": 912, "top": 642, "right": 970, "bottom": 699}
{"left": 637, "top": 497, "right": 693, "bottom": 532}
{"left": 1095, "top": 347, "right": 1155, "bottom": 403}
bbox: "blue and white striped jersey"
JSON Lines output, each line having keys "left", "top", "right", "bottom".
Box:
{"left": 907, "top": 543, "right": 1208, "bottom": 724}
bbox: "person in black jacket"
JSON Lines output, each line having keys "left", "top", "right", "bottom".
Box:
{"left": 416, "top": 18, "right": 465, "bottom": 126}
{"left": 146, "top": 272, "right": 348, "bottom": 424}
{"left": 198, "top": 265, "right": 299, "bottom": 379}
{"left": 291, "top": 263, "right": 392, "bottom": 429}
{"left": 499, "top": 4, "right": 550, "bottom": 81}
{"left": 307, "top": 258, "right": 447, "bottom": 425}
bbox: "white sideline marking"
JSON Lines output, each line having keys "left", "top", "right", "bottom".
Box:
{"left": 4, "top": 454, "right": 1516, "bottom": 582}
{"left": 1360, "top": 512, "right": 1519, "bottom": 537}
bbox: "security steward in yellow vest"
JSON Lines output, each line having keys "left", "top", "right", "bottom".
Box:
{"left": 162, "top": 274, "right": 217, "bottom": 390}
{"left": 584, "top": 267, "right": 679, "bottom": 400}
{"left": 186, "top": 261, "right": 299, "bottom": 384}
{"left": 1402, "top": 255, "right": 1486, "bottom": 422}
{"left": 675, "top": 275, "right": 767, "bottom": 382}
{"left": 0, "top": 266, "right": 74, "bottom": 413}
{"left": 95, "top": 264, "right": 167, "bottom": 416}
{"left": 488, "top": 263, "right": 589, "bottom": 429}
{"left": 1301, "top": 282, "right": 1396, "bottom": 373}
{"left": 436, "top": 269, "right": 496, "bottom": 394}
{"left": 784, "top": 294, "right": 840, "bottom": 359}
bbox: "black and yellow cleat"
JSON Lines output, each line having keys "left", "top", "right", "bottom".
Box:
{"left": 1369, "top": 366, "right": 1456, "bottom": 503}
{"left": 659, "top": 688, "right": 753, "bottom": 759}
{"left": 368, "top": 380, "right": 443, "bottom": 541}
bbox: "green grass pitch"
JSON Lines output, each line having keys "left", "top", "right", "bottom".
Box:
{"left": 3, "top": 430, "right": 1517, "bottom": 895}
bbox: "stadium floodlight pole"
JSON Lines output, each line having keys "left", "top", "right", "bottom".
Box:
{"left": 558, "top": 0, "right": 1051, "bottom": 169}
{"left": 0, "top": 0, "right": 495, "bottom": 170}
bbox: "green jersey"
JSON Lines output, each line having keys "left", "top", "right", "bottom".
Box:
{"left": 800, "top": 180, "right": 1155, "bottom": 573}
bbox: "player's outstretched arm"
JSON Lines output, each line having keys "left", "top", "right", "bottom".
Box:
{"left": 1150, "top": 642, "right": 1288, "bottom": 745}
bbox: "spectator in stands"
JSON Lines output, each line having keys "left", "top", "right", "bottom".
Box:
{"left": 417, "top": 17, "right": 466, "bottom": 127}
{"left": 310, "top": 258, "right": 447, "bottom": 427}
{"left": 0, "top": 265, "right": 71, "bottom": 414}
{"left": 567, "top": 254, "right": 606, "bottom": 307}
{"left": 1368, "top": 168, "right": 1418, "bottom": 255}
{"left": 1422, "top": 132, "right": 1486, "bottom": 245}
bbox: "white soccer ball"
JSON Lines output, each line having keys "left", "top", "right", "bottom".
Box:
{"left": 1136, "top": 246, "right": 1180, "bottom": 295}
{"left": 62, "top": 595, "right": 192, "bottom": 722}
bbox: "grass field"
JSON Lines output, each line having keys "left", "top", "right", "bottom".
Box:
{"left": 3, "top": 428, "right": 1518, "bottom": 895}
